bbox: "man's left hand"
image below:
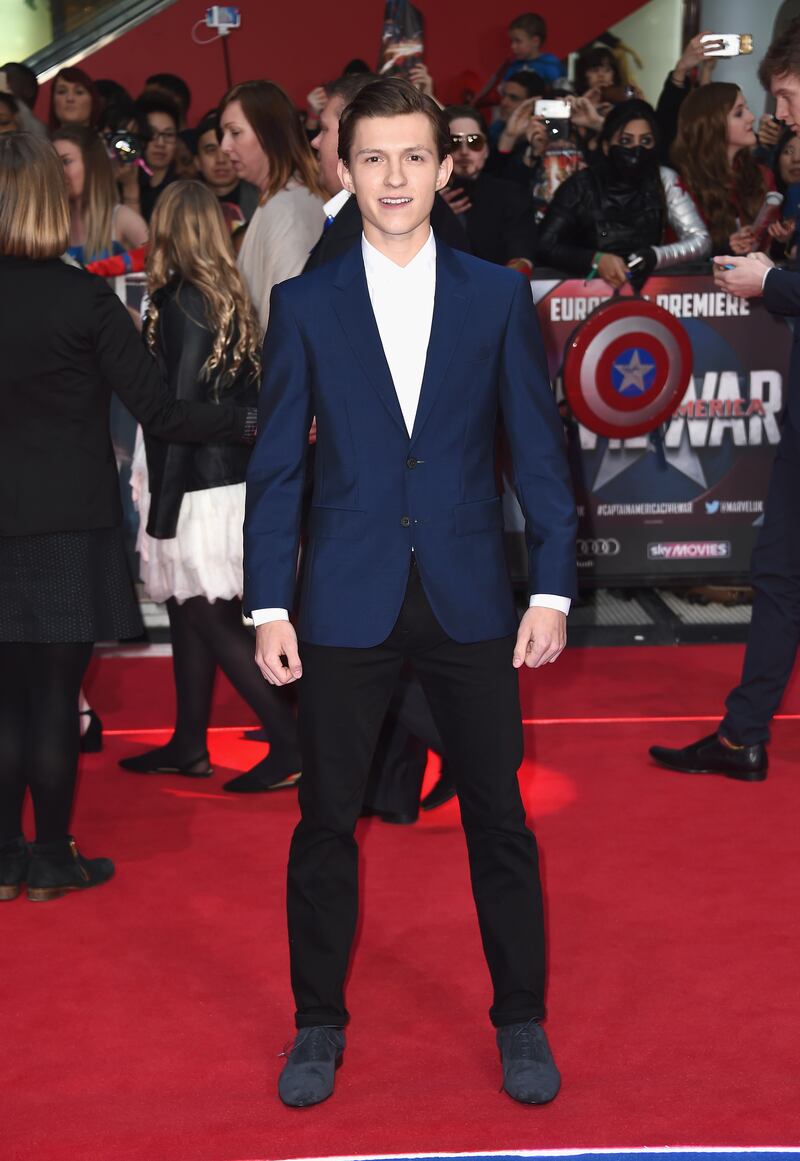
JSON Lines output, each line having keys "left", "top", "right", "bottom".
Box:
{"left": 513, "top": 607, "right": 566, "bottom": 669}
{"left": 713, "top": 253, "right": 774, "bottom": 298}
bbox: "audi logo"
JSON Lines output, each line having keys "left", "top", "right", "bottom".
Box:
{"left": 577, "top": 538, "right": 621, "bottom": 557}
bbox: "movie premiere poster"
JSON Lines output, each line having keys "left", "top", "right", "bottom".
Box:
{"left": 510, "top": 274, "right": 793, "bottom": 584}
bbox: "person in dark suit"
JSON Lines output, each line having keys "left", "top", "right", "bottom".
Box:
{"left": 304, "top": 70, "right": 465, "bottom": 821}
{"left": 0, "top": 134, "right": 255, "bottom": 903}
{"left": 244, "top": 79, "right": 576, "bottom": 1107}
{"left": 649, "top": 18, "right": 800, "bottom": 782}
{"left": 440, "top": 105, "right": 538, "bottom": 273}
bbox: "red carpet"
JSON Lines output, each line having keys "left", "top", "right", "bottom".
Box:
{"left": 5, "top": 644, "right": 800, "bottom": 1161}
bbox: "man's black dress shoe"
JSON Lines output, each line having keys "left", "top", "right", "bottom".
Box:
{"left": 497, "top": 1019, "right": 560, "bottom": 1104}
{"left": 649, "top": 732, "right": 767, "bottom": 781}
{"left": 420, "top": 764, "right": 456, "bottom": 811}
{"left": 278, "top": 1026, "right": 345, "bottom": 1108}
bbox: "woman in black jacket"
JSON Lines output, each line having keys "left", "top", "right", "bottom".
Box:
{"left": 0, "top": 135, "right": 255, "bottom": 902}
{"left": 536, "top": 99, "right": 710, "bottom": 288}
{"left": 119, "top": 181, "right": 301, "bottom": 793}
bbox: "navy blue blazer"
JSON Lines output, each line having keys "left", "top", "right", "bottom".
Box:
{"left": 763, "top": 266, "right": 800, "bottom": 432}
{"left": 243, "top": 240, "right": 577, "bottom": 648}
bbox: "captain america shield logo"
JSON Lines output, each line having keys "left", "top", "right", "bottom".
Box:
{"left": 562, "top": 296, "right": 693, "bottom": 438}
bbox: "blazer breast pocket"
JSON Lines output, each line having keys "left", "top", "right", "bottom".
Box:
{"left": 309, "top": 505, "right": 367, "bottom": 540}
{"left": 454, "top": 496, "right": 504, "bottom": 535}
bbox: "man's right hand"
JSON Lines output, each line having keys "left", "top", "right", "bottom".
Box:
{"left": 255, "top": 621, "right": 302, "bottom": 685}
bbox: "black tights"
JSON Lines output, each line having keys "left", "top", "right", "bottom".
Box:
{"left": 165, "top": 597, "right": 300, "bottom": 770}
{"left": 0, "top": 641, "right": 93, "bottom": 844}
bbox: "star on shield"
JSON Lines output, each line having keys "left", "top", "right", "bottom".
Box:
{"left": 613, "top": 349, "right": 655, "bottom": 395}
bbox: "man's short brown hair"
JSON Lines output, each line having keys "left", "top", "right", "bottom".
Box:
{"left": 338, "top": 76, "right": 451, "bottom": 164}
{"left": 759, "top": 16, "right": 800, "bottom": 88}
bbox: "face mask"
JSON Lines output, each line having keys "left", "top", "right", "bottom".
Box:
{"left": 608, "top": 143, "right": 659, "bottom": 178}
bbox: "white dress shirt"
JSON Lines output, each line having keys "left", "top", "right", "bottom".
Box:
{"left": 322, "top": 188, "right": 352, "bottom": 220}
{"left": 251, "top": 229, "right": 570, "bottom": 624}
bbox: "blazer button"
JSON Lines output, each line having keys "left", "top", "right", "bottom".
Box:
{"left": 400, "top": 516, "right": 411, "bottom": 527}
{"left": 406, "top": 456, "right": 418, "bottom": 469}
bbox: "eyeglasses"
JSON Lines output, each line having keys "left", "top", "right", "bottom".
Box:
{"left": 450, "top": 132, "right": 486, "bottom": 151}
{"left": 148, "top": 129, "right": 177, "bottom": 143}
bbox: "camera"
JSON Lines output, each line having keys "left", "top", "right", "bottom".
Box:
{"left": 535, "top": 98, "right": 571, "bottom": 140}
{"left": 103, "top": 131, "right": 141, "bottom": 165}
{"left": 701, "top": 33, "right": 753, "bottom": 58}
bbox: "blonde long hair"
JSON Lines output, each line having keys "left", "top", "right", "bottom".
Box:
{"left": 0, "top": 132, "right": 70, "bottom": 259}
{"left": 145, "top": 180, "right": 261, "bottom": 393}
{"left": 52, "top": 124, "right": 117, "bottom": 263}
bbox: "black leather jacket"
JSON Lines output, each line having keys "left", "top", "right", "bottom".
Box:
{"left": 145, "top": 280, "right": 258, "bottom": 539}
{"left": 537, "top": 162, "right": 664, "bottom": 273}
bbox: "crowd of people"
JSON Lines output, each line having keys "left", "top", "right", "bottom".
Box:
{"left": 0, "top": 12, "right": 797, "bottom": 890}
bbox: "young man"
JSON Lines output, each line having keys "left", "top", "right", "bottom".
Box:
{"left": 650, "top": 17, "right": 800, "bottom": 781}
{"left": 244, "top": 77, "right": 576, "bottom": 1108}
{"left": 195, "top": 112, "right": 259, "bottom": 222}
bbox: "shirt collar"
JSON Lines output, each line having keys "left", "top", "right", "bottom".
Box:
{"left": 361, "top": 227, "right": 436, "bottom": 282}
{"left": 323, "top": 188, "right": 352, "bottom": 219}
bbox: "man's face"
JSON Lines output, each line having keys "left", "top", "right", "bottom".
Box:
{"left": 311, "top": 95, "right": 346, "bottom": 197}
{"left": 772, "top": 72, "right": 800, "bottom": 132}
{"left": 197, "top": 128, "right": 237, "bottom": 190}
{"left": 499, "top": 81, "right": 529, "bottom": 121}
{"left": 449, "top": 115, "right": 488, "bottom": 178}
{"left": 338, "top": 112, "right": 452, "bottom": 242}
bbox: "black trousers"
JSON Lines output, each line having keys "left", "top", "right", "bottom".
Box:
{"left": 288, "top": 561, "right": 546, "bottom": 1029}
{"left": 722, "top": 422, "right": 800, "bottom": 745}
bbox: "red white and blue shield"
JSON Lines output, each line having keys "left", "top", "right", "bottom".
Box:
{"left": 562, "top": 296, "right": 693, "bottom": 438}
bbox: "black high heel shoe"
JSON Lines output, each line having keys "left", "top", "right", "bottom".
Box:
{"left": 79, "top": 709, "right": 103, "bottom": 754}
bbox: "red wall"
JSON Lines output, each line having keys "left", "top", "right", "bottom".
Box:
{"left": 38, "top": 0, "right": 647, "bottom": 121}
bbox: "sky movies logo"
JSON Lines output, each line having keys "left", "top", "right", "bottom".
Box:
{"left": 648, "top": 541, "right": 731, "bottom": 561}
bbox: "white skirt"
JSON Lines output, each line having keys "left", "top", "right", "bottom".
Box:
{"left": 131, "top": 427, "right": 245, "bottom": 604}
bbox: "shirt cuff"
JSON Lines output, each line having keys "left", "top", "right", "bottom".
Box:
{"left": 251, "top": 608, "right": 289, "bottom": 626}
{"left": 761, "top": 266, "right": 773, "bottom": 292}
{"left": 529, "top": 593, "right": 571, "bottom": 616}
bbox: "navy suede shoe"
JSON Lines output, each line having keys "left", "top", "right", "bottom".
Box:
{"left": 497, "top": 1019, "right": 560, "bottom": 1104}
{"left": 278, "top": 1026, "right": 345, "bottom": 1108}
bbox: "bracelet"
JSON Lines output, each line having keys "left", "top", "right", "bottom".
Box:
{"left": 586, "top": 251, "right": 603, "bottom": 280}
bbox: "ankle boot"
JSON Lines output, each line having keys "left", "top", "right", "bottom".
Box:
{"left": 27, "top": 837, "right": 114, "bottom": 902}
{"left": 0, "top": 836, "right": 29, "bottom": 901}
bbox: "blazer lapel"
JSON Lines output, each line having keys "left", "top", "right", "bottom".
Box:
{"left": 410, "top": 243, "right": 471, "bottom": 442}
{"left": 331, "top": 245, "right": 407, "bottom": 435}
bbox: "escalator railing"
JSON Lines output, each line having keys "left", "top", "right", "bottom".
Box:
{"left": 4, "top": 0, "right": 177, "bottom": 80}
